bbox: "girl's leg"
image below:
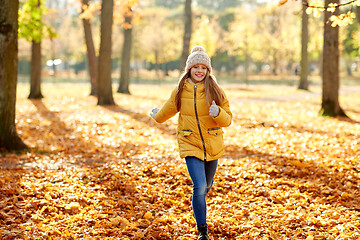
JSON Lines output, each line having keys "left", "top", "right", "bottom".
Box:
{"left": 205, "top": 159, "right": 218, "bottom": 194}
{"left": 185, "top": 156, "right": 207, "bottom": 226}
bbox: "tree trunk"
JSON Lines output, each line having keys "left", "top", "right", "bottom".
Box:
{"left": 272, "top": 53, "right": 278, "bottom": 75}
{"left": 356, "top": 6, "right": 360, "bottom": 24}
{"left": 97, "top": 0, "right": 115, "bottom": 105}
{"left": 0, "top": 0, "right": 29, "bottom": 152}
{"left": 28, "top": 0, "right": 43, "bottom": 99}
{"left": 244, "top": 44, "right": 249, "bottom": 85}
{"left": 28, "top": 40, "right": 43, "bottom": 99}
{"left": 321, "top": 0, "right": 346, "bottom": 117}
{"left": 299, "top": 1, "right": 309, "bottom": 90}
{"left": 180, "top": 0, "right": 192, "bottom": 72}
{"left": 82, "top": 0, "right": 98, "bottom": 96}
{"left": 155, "top": 49, "right": 160, "bottom": 81}
{"left": 118, "top": 15, "right": 132, "bottom": 94}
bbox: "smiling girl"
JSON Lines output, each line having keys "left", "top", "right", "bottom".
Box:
{"left": 150, "top": 46, "right": 232, "bottom": 240}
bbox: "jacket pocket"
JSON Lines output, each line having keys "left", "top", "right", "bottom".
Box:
{"left": 178, "top": 129, "right": 197, "bottom": 151}
{"left": 207, "top": 128, "right": 224, "bottom": 156}
{"left": 182, "top": 129, "right": 193, "bottom": 137}
{"left": 208, "top": 127, "right": 221, "bottom": 135}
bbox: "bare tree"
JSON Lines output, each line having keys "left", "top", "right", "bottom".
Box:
{"left": 299, "top": 1, "right": 309, "bottom": 90}
{"left": 82, "top": 0, "right": 98, "bottom": 96}
{"left": 180, "top": 0, "right": 192, "bottom": 72}
{"left": 321, "top": 0, "right": 346, "bottom": 117}
{"left": 97, "top": 0, "right": 115, "bottom": 105}
{"left": 0, "top": 0, "right": 29, "bottom": 151}
{"left": 28, "top": 0, "right": 44, "bottom": 99}
{"left": 118, "top": 13, "right": 132, "bottom": 94}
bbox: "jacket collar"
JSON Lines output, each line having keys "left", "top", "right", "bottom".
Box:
{"left": 185, "top": 78, "right": 204, "bottom": 91}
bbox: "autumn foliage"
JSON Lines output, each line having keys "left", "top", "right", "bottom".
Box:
{"left": 80, "top": 0, "right": 139, "bottom": 28}
{"left": 1, "top": 84, "right": 360, "bottom": 239}
{"left": 279, "top": 0, "right": 360, "bottom": 26}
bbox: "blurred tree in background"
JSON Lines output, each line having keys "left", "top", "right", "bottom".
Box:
{"left": 2, "top": 0, "right": 360, "bottom": 154}
{"left": 179, "top": 0, "right": 192, "bottom": 72}
{"left": 13, "top": 0, "right": 360, "bottom": 117}
{"left": 117, "top": 0, "right": 140, "bottom": 94}
{"left": 19, "top": 0, "right": 56, "bottom": 99}
{"left": 80, "top": 0, "right": 98, "bottom": 96}
{"left": 97, "top": 0, "right": 115, "bottom": 105}
{"left": 299, "top": 1, "right": 309, "bottom": 90}
{"left": 17, "top": 0, "right": 360, "bottom": 82}
{"left": 0, "top": 0, "right": 28, "bottom": 151}
{"left": 321, "top": 0, "right": 345, "bottom": 117}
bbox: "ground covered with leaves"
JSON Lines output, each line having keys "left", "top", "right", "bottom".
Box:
{"left": 1, "top": 83, "right": 360, "bottom": 239}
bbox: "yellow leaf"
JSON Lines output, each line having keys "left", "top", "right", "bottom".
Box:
{"left": 288, "top": 159, "right": 308, "bottom": 168}
{"left": 51, "top": 229, "right": 62, "bottom": 235}
{"left": 278, "top": 0, "right": 288, "bottom": 6}
{"left": 341, "top": 192, "right": 352, "bottom": 200}
{"left": 65, "top": 202, "right": 80, "bottom": 212}
{"left": 109, "top": 216, "right": 129, "bottom": 226}
{"left": 31, "top": 214, "right": 44, "bottom": 223}
{"left": 144, "top": 211, "right": 153, "bottom": 219}
{"left": 45, "top": 192, "right": 52, "bottom": 201}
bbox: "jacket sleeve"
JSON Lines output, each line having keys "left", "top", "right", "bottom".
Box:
{"left": 154, "top": 88, "right": 179, "bottom": 123}
{"left": 212, "top": 88, "right": 232, "bottom": 127}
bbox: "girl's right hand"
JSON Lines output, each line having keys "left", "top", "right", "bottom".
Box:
{"left": 209, "top": 100, "right": 220, "bottom": 117}
{"left": 150, "top": 108, "right": 160, "bottom": 119}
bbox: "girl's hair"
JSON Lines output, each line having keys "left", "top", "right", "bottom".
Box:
{"left": 175, "top": 69, "right": 225, "bottom": 111}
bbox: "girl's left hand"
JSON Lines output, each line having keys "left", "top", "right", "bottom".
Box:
{"left": 209, "top": 100, "right": 219, "bottom": 117}
{"left": 150, "top": 108, "right": 160, "bottom": 119}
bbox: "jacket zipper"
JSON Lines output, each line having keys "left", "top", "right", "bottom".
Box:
{"left": 194, "top": 85, "right": 207, "bottom": 161}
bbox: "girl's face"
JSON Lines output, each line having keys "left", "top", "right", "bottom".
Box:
{"left": 190, "top": 64, "right": 208, "bottom": 82}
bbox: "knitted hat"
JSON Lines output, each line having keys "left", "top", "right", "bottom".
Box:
{"left": 185, "top": 46, "right": 212, "bottom": 73}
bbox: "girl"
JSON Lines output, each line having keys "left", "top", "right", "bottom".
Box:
{"left": 150, "top": 46, "right": 232, "bottom": 240}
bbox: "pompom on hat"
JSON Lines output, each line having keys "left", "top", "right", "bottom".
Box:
{"left": 184, "top": 46, "right": 212, "bottom": 73}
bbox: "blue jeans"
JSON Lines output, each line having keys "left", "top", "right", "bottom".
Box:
{"left": 185, "top": 156, "right": 218, "bottom": 227}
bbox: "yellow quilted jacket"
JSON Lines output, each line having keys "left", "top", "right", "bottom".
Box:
{"left": 154, "top": 80, "right": 232, "bottom": 161}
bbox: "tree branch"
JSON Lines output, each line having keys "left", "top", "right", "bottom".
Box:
{"left": 304, "top": 0, "right": 358, "bottom": 10}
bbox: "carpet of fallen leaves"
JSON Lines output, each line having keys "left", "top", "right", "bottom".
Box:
{"left": 1, "top": 83, "right": 360, "bottom": 240}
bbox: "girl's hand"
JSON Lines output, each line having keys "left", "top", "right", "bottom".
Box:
{"left": 150, "top": 108, "right": 160, "bottom": 119}
{"left": 209, "top": 100, "right": 219, "bottom": 117}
